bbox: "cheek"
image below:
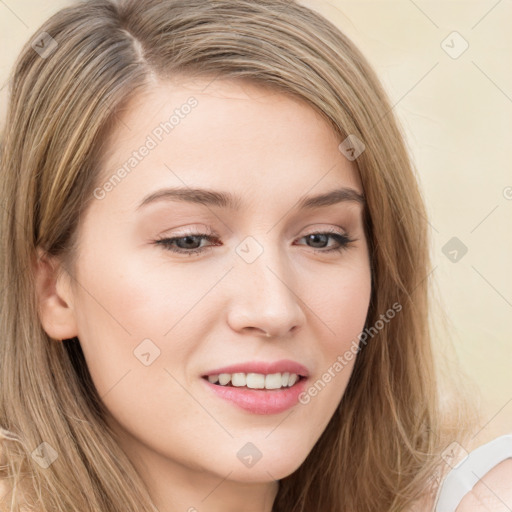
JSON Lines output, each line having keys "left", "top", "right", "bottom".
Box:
{"left": 80, "top": 250, "right": 225, "bottom": 338}
{"left": 71, "top": 246, "right": 221, "bottom": 399}
{"left": 323, "top": 275, "right": 371, "bottom": 328}
{"left": 295, "top": 259, "right": 371, "bottom": 412}
{"left": 313, "top": 258, "right": 372, "bottom": 348}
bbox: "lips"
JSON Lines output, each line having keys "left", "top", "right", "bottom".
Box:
{"left": 201, "top": 373, "right": 309, "bottom": 414}
{"left": 201, "top": 359, "right": 310, "bottom": 378}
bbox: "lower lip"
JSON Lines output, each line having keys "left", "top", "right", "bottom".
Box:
{"left": 201, "top": 377, "right": 308, "bottom": 415}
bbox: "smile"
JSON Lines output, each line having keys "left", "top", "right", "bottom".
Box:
{"left": 205, "top": 372, "right": 302, "bottom": 389}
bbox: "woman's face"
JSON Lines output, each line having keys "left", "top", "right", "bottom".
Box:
{"left": 57, "top": 77, "right": 371, "bottom": 488}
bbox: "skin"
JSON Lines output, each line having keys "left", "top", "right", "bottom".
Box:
{"left": 35, "top": 77, "right": 373, "bottom": 512}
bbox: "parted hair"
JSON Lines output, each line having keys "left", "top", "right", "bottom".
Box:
{"left": 0, "top": 1, "right": 472, "bottom": 510}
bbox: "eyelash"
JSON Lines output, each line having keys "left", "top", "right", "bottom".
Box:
{"left": 153, "top": 228, "right": 356, "bottom": 257}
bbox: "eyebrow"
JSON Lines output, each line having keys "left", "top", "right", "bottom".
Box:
{"left": 136, "top": 186, "right": 365, "bottom": 211}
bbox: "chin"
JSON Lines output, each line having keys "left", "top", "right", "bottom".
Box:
{"left": 221, "top": 457, "right": 305, "bottom": 483}
{"left": 202, "top": 439, "right": 311, "bottom": 483}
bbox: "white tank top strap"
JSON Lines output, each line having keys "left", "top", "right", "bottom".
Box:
{"left": 434, "top": 434, "right": 512, "bottom": 512}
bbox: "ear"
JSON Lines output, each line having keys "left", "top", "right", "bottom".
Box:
{"left": 32, "top": 247, "right": 78, "bottom": 341}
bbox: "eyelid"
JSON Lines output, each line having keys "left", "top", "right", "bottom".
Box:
{"left": 158, "top": 224, "right": 349, "bottom": 242}
{"left": 301, "top": 225, "right": 347, "bottom": 236}
{"left": 155, "top": 225, "right": 218, "bottom": 242}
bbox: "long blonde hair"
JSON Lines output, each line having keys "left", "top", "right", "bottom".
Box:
{"left": 0, "top": 1, "right": 473, "bottom": 510}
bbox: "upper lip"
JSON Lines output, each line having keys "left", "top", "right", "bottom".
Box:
{"left": 202, "top": 359, "right": 310, "bottom": 378}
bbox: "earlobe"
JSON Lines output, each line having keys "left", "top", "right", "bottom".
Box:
{"left": 33, "top": 247, "right": 78, "bottom": 341}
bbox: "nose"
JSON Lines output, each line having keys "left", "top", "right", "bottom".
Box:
{"left": 226, "top": 243, "right": 306, "bottom": 339}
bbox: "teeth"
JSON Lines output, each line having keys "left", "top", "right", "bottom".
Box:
{"left": 205, "top": 372, "right": 300, "bottom": 389}
{"left": 265, "top": 373, "right": 283, "bottom": 389}
{"left": 288, "top": 373, "right": 298, "bottom": 386}
{"left": 231, "top": 373, "right": 246, "bottom": 387}
{"left": 246, "top": 373, "right": 265, "bottom": 389}
{"left": 218, "top": 373, "right": 230, "bottom": 385}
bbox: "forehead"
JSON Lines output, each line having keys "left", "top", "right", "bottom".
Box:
{"left": 95, "top": 76, "right": 363, "bottom": 211}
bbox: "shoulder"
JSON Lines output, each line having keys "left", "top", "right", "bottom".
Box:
{"left": 455, "top": 458, "right": 512, "bottom": 511}
{"left": 435, "top": 434, "right": 512, "bottom": 512}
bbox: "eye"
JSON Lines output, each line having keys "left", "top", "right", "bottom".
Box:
{"left": 295, "top": 228, "right": 355, "bottom": 254}
{"left": 153, "top": 231, "right": 220, "bottom": 257}
{"left": 153, "top": 228, "right": 355, "bottom": 256}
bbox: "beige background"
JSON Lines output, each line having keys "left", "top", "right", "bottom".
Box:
{"left": 1, "top": 1, "right": 511, "bottom": 447}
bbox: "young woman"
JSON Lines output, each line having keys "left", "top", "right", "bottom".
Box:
{"left": 1, "top": 1, "right": 510, "bottom": 511}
